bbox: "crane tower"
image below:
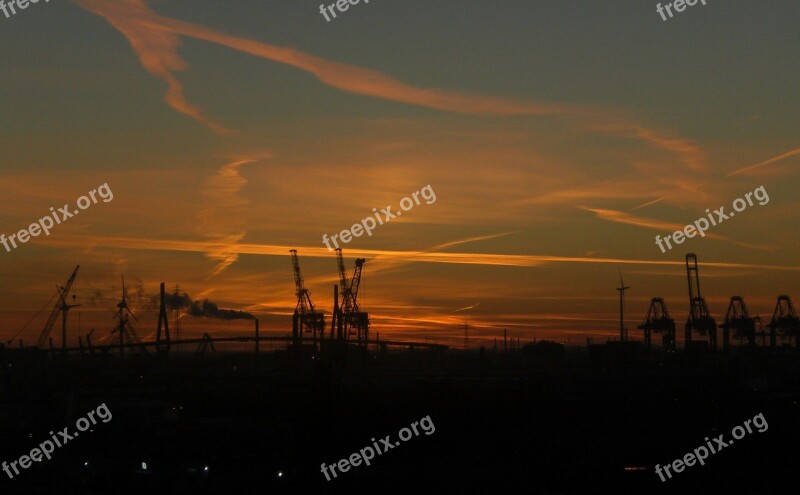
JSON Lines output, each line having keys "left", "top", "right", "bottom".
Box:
{"left": 685, "top": 254, "right": 717, "bottom": 351}
{"left": 290, "top": 250, "right": 325, "bottom": 347}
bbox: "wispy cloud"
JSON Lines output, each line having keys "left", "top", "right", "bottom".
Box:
{"left": 628, "top": 125, "right": 708, "bottom": 173}
{"left": 727, "top": 147, "right": 800, "bottom": 177}
{"left": 198, "top": 153, "right": 269, "bottom": 276}
{"left": 453, "top": 302, "right": 480, "bottom": 313}
{"left": 581, "top": 207, "right": 777, "bottom": 252}
{"left": 428, "top": 232, "right": 522, "bottom": 251}
{"left": 43, "top": 234, "right": 800, "bottom": 272}
{"left": 364, "top": 231, "right": 523, "bottom": 275}
{"left": 75, "top": 0, "right": 708, "bottom": 172}
{"left": 582, "top": 207, "right": 684, "bottom": 232}
{"left": 75, "top": 0, "right": 229, "bottom": 134}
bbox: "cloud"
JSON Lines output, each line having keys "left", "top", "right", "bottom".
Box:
{"left": 363, "top": 231, "right": 524, "bottom": 275}
{"left": 428, "top": 232, "right": 522, "bottom": 251}
{"left": 628, "top": 125, "right": 708, "bottom": 173}
{"left": 582, "top": 207, "right": 685, "bottom": 232}
{"left": 727, "top": 147, "right": 800, "bottom": 177}
{"left": 198, "top": 154, "right": 270, "bottom": 276}
{"left": 42, "top": 233, "right": 800, "bottom": 272}
{"left": 75, "top": 0, "right": 708, "bottom": 171}
{"left": 453, "top": 302, "right": 480, "bottom": 313}
{"left": 581, "top": 207, "right": 777, "bottom": 252}
{"left": 75, "top": 0, "right": 229, "bottom": 134}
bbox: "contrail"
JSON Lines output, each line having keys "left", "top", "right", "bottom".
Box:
{"left": 48, "top": 234, "right": 800, "bottom": 272}
{"left": 453, "top": 303, "right": 480, "bottom": 313}
{"left": 581, "top": 207, "right": 776, "bottom": 252}
{"left": 727, "top": 147, "right": 800, "bottom": 177}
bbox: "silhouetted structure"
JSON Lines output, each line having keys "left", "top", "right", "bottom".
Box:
{"left": 684, "top": 253, "right": 717, "bottom": 351}
{"left": 638, "top": 297, "right": 676, "bottom": 351}
{"left": 156, "top": 282, "right": 172, "bottom": 354}
{"left": 290, "top": 249, "right": 325, "bottom": 347}
{"left": 616, "top": 273, "right": 631, "bottom": 342}
{"left": 332, "top": 249, "right": 369, "bottom": 347}
{"left": 195, "top": 332, "right": 216, "bottom": 355}
{"left": 110, "top": 275, "right": 142, "bottom": 356}
{"left": 768, "top": 295, "right": 800, "bottom": 348}
{"left": 36, "top": 265, "right": 80, "bottom": 352}
{"left": 721, "top": 296, "right": 755, "bottom": 351}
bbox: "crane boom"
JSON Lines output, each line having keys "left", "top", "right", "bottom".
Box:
{"left": 290, "top": 249, "right": 316, "bottom": 313}
{"left": 290, "top": 250, "right": 305, "bottom": 297}
{"left": 335, "top": 248, "right": 349, "bottom": 293}
{"left": 335, "top": 248, "right": 356, "bottom": 313}
{"left": 350, "top": 258, "right": 366, "bottom": 310}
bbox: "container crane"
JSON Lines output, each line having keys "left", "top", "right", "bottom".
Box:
{"left": 768, "top": 295, "right": 800, "bottom": 348}
{"left": 684, "top": 254, "right": 717, "bottom": 351}
{"left": 721, "top": 296, "right": 755, "bottom": 351}
{"left": 638, "top": 297, "right": 675, "bottom": 351}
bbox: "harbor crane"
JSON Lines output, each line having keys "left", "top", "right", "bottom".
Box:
{"left": 684, "top": 254, "right": 717, "bottom": 351}
{"left": 638, "top": 297, "right": 676, "bottom": 351}
{"left": 290, "top": 249, "right": 325, "bottom": 346}
{"left": 332, "top": 248, "right": 369, "bottom": 346}
{"left": 768, "top": 295, "right": 800, "bottom": 348}
{"left": 721, "top": 296, "right": 755, "bottom": 351}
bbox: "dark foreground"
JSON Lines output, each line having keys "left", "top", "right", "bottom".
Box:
{"left": 0, "top": 346, "right": 798, "bottom": 494}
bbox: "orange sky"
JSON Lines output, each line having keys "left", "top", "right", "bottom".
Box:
{"left": 1, "top": 0, "right": 798, "bottom": 348}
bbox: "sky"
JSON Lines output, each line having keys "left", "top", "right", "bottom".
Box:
{"left": 0, "top": 0, "right": 798, "bottom": 348}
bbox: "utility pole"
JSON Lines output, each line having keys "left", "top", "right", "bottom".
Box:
{"left": 616, "top": 272, "right": 631, "bottom": 342}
